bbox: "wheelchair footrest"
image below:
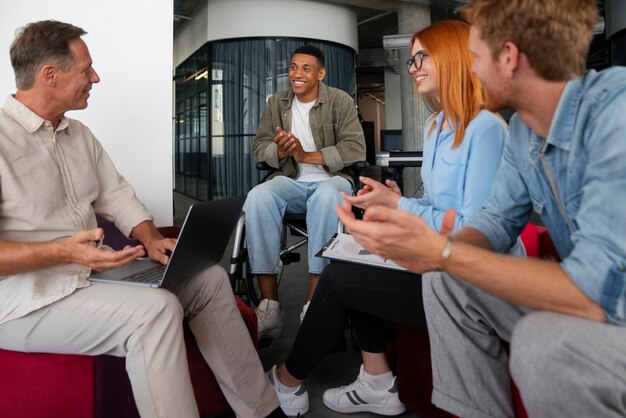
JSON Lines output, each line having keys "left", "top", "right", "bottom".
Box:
{"left": 230, "top": 251, "right": 247, "bottom": 265}
{"left": 280, "top": 253, "right": 300, "bottom": 265}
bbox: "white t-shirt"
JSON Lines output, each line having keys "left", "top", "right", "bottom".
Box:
{"left": 291, "top": 96, "right": 331, "bottom": 182}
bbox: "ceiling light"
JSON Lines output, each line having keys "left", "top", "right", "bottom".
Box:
{"left": 382, "top": 34, "right": 412, "bottom": 50}
{"left": 194, "top": 70, "right": 208, "bottom": 80}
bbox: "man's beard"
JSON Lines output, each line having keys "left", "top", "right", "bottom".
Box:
{"left": 482, "top": 85, "right": 509, "bottom": 113}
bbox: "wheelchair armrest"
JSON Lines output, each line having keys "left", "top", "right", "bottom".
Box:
{"left": 349, "top": 160, "right": 369, "bottom": 190}
{"left": 256, "top": 161, "right": 277, "bottom": 182}
{"left": 256, "top": 161, "right": 273, "bottom": 171}
{"left": 351, "top": 160, "right": 368, "bottom": 174}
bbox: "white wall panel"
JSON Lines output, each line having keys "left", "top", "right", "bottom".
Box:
{"left": 174, "top": 0, "right": 358, "bottom": 67}
{"left": 0, "top": 0, "right": 173, "bottom": 225}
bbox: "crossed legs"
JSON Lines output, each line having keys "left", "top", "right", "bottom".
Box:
{"left": 169, "top": 266, "right": 279, "bottom": 417}
{"left": 283, "top": 262, "right": 424, "bottom": 379}
{"left": 0, "top": 266, "right": 278, "bottom": 418}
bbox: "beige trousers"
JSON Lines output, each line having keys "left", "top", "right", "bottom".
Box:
{"left": 0, "top": 265, "right": 278, "bottom": 418}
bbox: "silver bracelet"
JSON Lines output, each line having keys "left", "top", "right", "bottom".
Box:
{"left": 441, "top": 237, "right": 453, "bottom": 260}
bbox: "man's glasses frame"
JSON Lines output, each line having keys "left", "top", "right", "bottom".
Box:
{"left": 406, "top": 50, "right": 428, "bottom": 73}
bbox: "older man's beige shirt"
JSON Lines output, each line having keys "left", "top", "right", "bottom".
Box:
{"left": 0, "top": 96, "right": 151, "bottom": 325}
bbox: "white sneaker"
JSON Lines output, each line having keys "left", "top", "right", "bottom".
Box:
{"left": 267, "top": 365, "right": 309, "bottom": 416}
{"left": 323, "top": 365, "right": 406, "bottom": 416}
{"left": 255, "top": 299, "right": 283, "bottom": 339}
{"left": 299, "top": 301, "right": 310, "bottom": 323}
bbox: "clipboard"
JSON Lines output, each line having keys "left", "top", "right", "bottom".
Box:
{"left": 316, "top": 233, "right": 406, "bottom": 271}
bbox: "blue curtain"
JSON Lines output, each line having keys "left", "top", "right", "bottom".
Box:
{"left": 175, "top": 38, "right": 355, "bottom": 200}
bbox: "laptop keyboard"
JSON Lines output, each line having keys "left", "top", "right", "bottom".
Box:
{"left": 121, "top": 264, "right": 166, "bottom": 284}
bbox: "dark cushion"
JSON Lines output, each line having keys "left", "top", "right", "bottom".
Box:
{"left": 395, "top": 326, "right": 453, "bottom": 418}
{"left": 537, "top": 226, "right": 560, "bottom": 261}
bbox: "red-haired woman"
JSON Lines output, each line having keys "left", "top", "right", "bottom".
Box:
{"left": 266, "top": 20, "right": 512, "bottom": 416}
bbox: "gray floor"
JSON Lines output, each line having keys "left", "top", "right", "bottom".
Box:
{"left": 173, "top": 192, "right": 419, "bottom": 418}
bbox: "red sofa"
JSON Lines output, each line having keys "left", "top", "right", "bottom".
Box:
{"left": 395, "top": 224, "right": 558, "bottom": 418}
{"left": 0, "top": 220, "right": 256, "bottom": 418}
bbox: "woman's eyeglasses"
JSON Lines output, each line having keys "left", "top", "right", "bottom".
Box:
{"left": 406, "top": 50, "right": 428, "bottom": 73}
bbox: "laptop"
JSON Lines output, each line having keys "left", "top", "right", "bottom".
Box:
{"left": 88, "top": 196, "right": 244, "bottom": 288}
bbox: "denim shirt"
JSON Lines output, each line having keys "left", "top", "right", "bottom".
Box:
{"left": 466, "top": 68, "right": 626, "bottom": 325}
{"left": 398, "top": 110, "right": 508, "bottom": 233}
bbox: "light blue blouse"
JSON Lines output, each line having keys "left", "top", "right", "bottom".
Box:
{"left": 397, "top": 109, "right": 508, "bottom": 233}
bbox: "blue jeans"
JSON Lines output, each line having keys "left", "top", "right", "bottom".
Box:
{"left": 243, "top": 175, "right": 352, "bottom": 275}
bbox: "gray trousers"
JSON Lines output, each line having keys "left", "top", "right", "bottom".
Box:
{"left": 423, "top": 271, "right": 626, "bottom": 418}
{"left": 0, "top": 265, "right": 278, "bottom": 418}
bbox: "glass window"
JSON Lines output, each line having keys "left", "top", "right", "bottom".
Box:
{"left": 174, "top": 38, "right": 355, "bottom": 201}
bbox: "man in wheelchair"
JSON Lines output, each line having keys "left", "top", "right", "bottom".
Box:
{"left": 244, "top": 45, "right": 366, "bottom": 339}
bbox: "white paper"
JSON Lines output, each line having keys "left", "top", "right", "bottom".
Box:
{"left": 318, "top": 233, "right": 407, "bottom": 271}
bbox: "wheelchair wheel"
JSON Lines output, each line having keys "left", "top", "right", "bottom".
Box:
{"left": 244, "top": 266, "right": 262, "bottom": 307}
{"left": 229, "top": 216, "right": 261, "bottom": 306}
{"left": 229, "top": 212, "right": 293, "bottom": 308}
{"left": 243, "top": 260, "right": 285, "bottom": 307}
{"left": 229, "top": 247, "right": 252, "bottom": 300}
{"left": 233, "top": 243, "right": 263, "bottom": 307}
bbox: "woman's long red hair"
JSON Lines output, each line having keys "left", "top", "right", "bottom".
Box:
{"left": 411, "top": 20, "right": 485, "bottom": 147}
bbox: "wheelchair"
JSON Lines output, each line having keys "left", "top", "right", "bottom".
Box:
{"left": 229, "top": 161, "right": 368, "bottom": 307}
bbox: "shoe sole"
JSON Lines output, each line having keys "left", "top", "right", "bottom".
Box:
{"left": 323, "top": 398, "right": 406, "bottom": 416}
{"left": 281, "top": 404, "right": 309, "bottom": 416}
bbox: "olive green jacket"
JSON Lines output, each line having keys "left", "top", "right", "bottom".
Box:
{"left": 252, "top": 82, "right": 366, "bottom": 187}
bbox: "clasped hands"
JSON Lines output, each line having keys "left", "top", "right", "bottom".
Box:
{"left": 341, "top": 176, "right": 402, "bottom": 210}
{"left": 336, "top": 193, "right": 456, "bottom": 274}
{"left": 62, "top": 228, "right": 176, "bottom": 272}
{"left": 274, "top": 126, "right": 306, "bottom": 161}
